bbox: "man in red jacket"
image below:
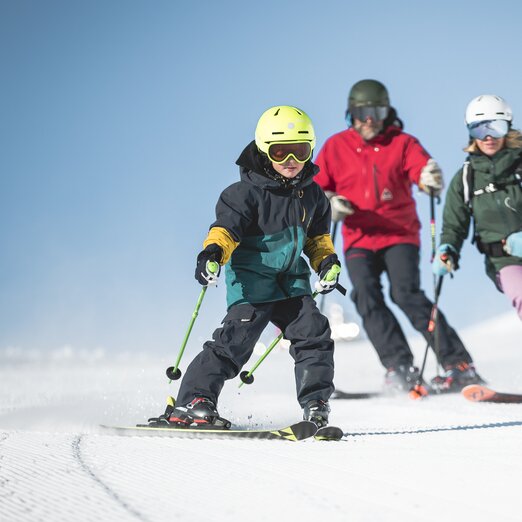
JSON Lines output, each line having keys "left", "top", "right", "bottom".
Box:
{"left": 315, "top": 79, "right": 482, "bottom": 392}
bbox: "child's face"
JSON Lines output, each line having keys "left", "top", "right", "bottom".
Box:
{"left": 271, "top": 157, "right": 305, "bottom": 179}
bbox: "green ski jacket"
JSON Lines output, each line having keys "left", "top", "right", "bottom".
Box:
{"left": 440, "top": 146, "right": 522, "bottom": 281}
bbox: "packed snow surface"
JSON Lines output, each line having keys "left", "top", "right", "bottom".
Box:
{"left": 1, "top": 312, "right": 521, "bottom": 521}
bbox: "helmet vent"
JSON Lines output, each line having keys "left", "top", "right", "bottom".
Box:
{"left": 272, "top": 131, "right": 284, "bottom": 135}
{"left": 298, "top": 131, "right": 309, "bottom": 134}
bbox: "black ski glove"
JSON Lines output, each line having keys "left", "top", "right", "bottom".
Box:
{"left": 315, "top": 254, "right": 341, "bottom": 294}
{"left": 195, "top": 244, "right": 223, "bottom": 286}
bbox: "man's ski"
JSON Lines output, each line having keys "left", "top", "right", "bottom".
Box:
{"left": 314, "top": 425, "right": 344, "bottom": 441}
{"left": 100, "top": 420, "right": 318, "bottom": 441}
{"left": 462, "top": 384, "right": 522, "bottom": 404}
{"left": 331, "top": 389, "right": 381, "bottom": 400}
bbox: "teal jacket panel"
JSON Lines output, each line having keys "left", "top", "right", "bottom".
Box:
{"left": 209, "top": 141, "right": 332, "bottom": 309}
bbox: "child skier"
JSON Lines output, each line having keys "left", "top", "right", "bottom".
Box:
{"left": 150, "top": 105, "right": 341, "bottom": 428}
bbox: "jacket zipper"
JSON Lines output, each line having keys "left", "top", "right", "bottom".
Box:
{"left": 373, "top": 163, "right": 380, "bottom": 203}
{"left": 276, "top": 190, "right": 301, "bottom": 298}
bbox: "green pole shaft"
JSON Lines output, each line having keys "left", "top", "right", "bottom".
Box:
{"left": 238, "top": 330, "right": 284, "bottom": 389}
{"left": 171, "top": 286, "right": 207, "bottom": 372}
{"left": 169, "top": 260, "right": 219, "bottom": 381}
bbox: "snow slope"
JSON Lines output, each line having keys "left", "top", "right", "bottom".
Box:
{"left": 0, "top": 312, "right": 521, "bottom": 522}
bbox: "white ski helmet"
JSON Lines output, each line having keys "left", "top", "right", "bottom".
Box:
{"left": 465, "top": 95, "right": 513, "bottom": 125}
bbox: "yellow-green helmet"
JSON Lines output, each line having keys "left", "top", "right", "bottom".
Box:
{"left": 255, "top": 106, "right": 316, "bottom": 154}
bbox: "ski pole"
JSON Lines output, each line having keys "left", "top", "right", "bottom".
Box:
{"left": 409, "top": 187, "right": 442, "bottom": 399}
{"left": 319, "top": 221, "right": 339, "bottom": 314}
{"left": 165, "top": 260, "right": 219, "bottom": 382}
{"left": 239, "top": 264, "right": 341, "bottom": 387}
{"left": 429, "top": 188, "right": 445, "bottom": 378}
{"left": 409, "top": 275, "right": 444, "bottom": 399}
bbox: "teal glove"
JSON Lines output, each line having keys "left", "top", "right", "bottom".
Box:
{"left": 505, "top": 231, "right": 522, "bottom": 257}
{"left": 432, "top": 244, "right": 459, "bottom": 277}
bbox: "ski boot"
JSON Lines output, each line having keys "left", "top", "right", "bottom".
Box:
{"left": 303, "top": 399, "right": 330, "bottom": 428}
{"left": 430, "top": 362, "right": 485, "bottom": 393}
{"left": 384, "top": 364, "right": 421, "bottom": 393}
{"left": 147, "top": 396, "right": 231, "bottom": 429}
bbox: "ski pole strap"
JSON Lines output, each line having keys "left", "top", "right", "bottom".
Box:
{"left": 336, "top": 283, "right": 347, "bottom": 296}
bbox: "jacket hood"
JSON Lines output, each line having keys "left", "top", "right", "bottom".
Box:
{"left": 235, "top": 140, "right": 318, "bottom": 190}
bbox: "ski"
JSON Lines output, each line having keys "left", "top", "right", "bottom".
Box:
{"left": 314, "top": 425, "right": 344, "bottom": 441}
{"left": 331, "top": 389, "right": 381, "bottom": 400}
{"left": 100, "top": 420, "right": 318, "bottom": 441}
{"left": 462, "top": 384, "right": 522, "bottom": 404}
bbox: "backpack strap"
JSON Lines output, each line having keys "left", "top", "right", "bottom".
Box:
{"left": 461, "top": 159, "right": 477, "bottom": 244}
{"left": 462, "top": 160, "right": 473, "bottom": 207}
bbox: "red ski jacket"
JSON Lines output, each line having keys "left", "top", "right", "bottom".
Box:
{"left": 314, "top": 126, "right": 431, "bottom": 252}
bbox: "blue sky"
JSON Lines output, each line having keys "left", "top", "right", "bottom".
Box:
{"left": 1, "top": 0, "right": 520, "bottom": 356}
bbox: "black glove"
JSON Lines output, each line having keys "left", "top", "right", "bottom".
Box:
{"left": 314, "top": 254, "right": 341, "bottom": 294}
{"left": 195, "top": 244, "right": 223, "bottom": 286}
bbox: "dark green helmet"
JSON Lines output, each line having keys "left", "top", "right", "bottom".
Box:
{"left": 348, "top": 79, "right": 390, "bottom": 110}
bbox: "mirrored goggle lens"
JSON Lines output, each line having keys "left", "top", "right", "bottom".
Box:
{"left": 267, "top": 142, "right": 312, "bottom": 163}
{"left": 350, "top": 105, "right": 389, "bottom": 122}
{"left": 468, "top": 119, "right": 509, "bottom": 140}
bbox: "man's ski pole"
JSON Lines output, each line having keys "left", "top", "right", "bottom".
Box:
{"left": 239, "top": 265, "right": 341, "bottom": 387}
{"left": 409, "top": 275, "right": 444, "bottom": 399}
{"left": 165, "top": 260, "right": 219, "bottom": 382}
{"left": 409, "top": 188, "right": 443, "bottom": 399}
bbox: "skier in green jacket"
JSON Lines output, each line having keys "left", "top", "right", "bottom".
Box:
{"left": 433, "top": 94, "right": 522, "bottom": 330}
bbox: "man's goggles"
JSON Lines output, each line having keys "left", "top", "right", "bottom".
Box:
{"left": 267, "top": 142, "right": 312, "bottom": 164}
{"left": 467, "top": 119, "right": 509, "bottom": 140}
{"left": 350, "top": 105, "right": 389, "bottom": 122}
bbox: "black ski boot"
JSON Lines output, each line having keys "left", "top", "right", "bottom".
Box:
{"left": 303, "top": 399, "right": 330, "bottom": 428}
{"left": 430, "top": 362, "right": 485, "bottom": 393}
{"left": 384, "top": 365, "right": 421, "bottom": 392}
{"left": 147, "top": 396, "right": 231, "bottom": 429}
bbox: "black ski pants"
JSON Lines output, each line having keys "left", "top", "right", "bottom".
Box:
{"left": 345, "top": 244, "right": 472, "bottom": 369}
{"left": 176, "top": 295, "right": 335, "bottom": 408}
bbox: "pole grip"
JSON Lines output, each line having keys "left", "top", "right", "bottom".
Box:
{"left": 206, "top": 260, "right": 219, "bottom": 274}
{"left": 325, "top": 264, "right": 341, "bottom": 281}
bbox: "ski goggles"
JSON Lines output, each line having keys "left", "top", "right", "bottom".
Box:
{"left": 267, "top": 141, "right": 312, "bottom": 164}
{"left": 467, "top": 119, "right": 509, "bottom": 140}
{"left": 350, "top": 105, "right": 389, "bottom": 122}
